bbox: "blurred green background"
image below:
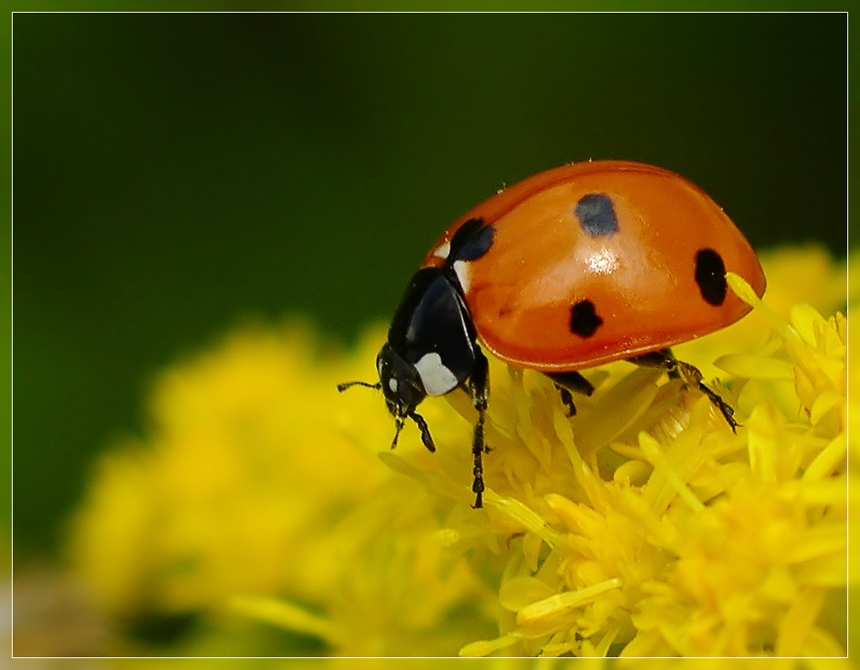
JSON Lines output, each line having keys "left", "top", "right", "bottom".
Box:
{"left": 13, "top": 12, "right": 847, "bottom": 558}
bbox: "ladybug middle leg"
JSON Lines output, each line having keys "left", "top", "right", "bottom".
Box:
{"left": 467, "top": 347, "right": 490, "bottom": 509}
{"left": 546, "top": 371, "right": 595, "bottom": 417}
{"left": 629, "top": 348, "right": 739, "bottom": 432}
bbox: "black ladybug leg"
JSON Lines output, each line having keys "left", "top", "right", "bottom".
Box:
{"left": 674, "top": 360, "right": 738, "bottom": 431}
{"left": 632, "top": 348, "right": 682, "bottom": 379}
{"left": 408, "top": 410, "right": 436, "bottom": 453}
{"left": 468, "top": 347, "right": 490, "bottom": 508}
{"left": 629, "top": 349, "right": 739, "bottom": 432}
{"left": 546, "top": 371, "right": 595, "bottom": 417}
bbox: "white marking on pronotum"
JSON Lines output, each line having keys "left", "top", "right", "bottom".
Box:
{"left": 414, "top": 352, "right": 459, "bottom": 396}
{"left": 433, "top": 241, "right": 451, "bottom": 260}
{"left": 388, "top": 378, "right": 398, "bottom": 394}
{"left": 453, "top": 259, "right": 471, "bottom": 294}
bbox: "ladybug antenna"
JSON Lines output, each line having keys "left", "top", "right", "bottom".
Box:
{"left": 337, "top": 380, "right": 381, "bottom": 393}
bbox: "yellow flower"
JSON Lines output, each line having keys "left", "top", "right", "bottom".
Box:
{"left": 66, "top": 246, "right": 849, "bottom": 658}
{"left": 66, "top": 324, "right": 390, "bottom": 618}
{"left": 66, "top": 322, "right": 493, "bottom": 655}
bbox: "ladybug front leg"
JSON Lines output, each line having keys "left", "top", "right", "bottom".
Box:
{"left": 629, "top": 349, "right": 739, "bottom": 432}
{"left": 467, "top": 347, "right": 490, "bottom": 509}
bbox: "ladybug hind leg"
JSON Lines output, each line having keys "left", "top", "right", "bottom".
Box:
{"left": 546, "top": 371, "right": 595, "bottom": 417}
{"left": 629, "top": 348, "right": 739, "bottom": 432}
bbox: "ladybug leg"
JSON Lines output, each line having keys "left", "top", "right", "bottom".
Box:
{"left": 407, "top": 410, "right": 436, "bottom": 453}
{"left": 629, "top": 349, "right": 739, "bottom": 432}
{"left": 467, "top": 347, "right": 490, "bottom": 509}
{"left": 546, "top": 371, "right": 595, "bottom": 417}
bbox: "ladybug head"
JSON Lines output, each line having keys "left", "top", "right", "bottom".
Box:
{"left": 337, "top": 342, "right": 436, "bottom": 452}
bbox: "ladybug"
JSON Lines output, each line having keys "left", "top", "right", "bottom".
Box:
{"left": 339, "top": 160, "right": 766, "bottom": 508}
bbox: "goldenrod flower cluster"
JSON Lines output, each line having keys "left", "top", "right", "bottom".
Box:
{"left": 66, "top": 246, "right": 851, "bottom": 658}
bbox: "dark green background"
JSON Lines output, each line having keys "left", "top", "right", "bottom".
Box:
{"left": 13, "top": 12, "right": 847, "bottom": 556}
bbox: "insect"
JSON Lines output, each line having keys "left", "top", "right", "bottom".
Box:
{"left": 339, "top": 160, "right": 767, "bottom": 508}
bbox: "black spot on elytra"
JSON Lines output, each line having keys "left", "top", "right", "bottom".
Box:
{"left": 449, "top": 217, "right": 494, "bottom": 262}
{"left": 574, "top": 193, "right": 618, "bottom": 237}
{"left": 694, "top": 248, "right": 727, "bottom": 306}
{"left": 570, "top": 299, "right": 603, "bottom": 338}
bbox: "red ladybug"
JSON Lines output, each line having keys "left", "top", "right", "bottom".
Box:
{"left": 340, "top": 160, "right": 767, "bottom": 508}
